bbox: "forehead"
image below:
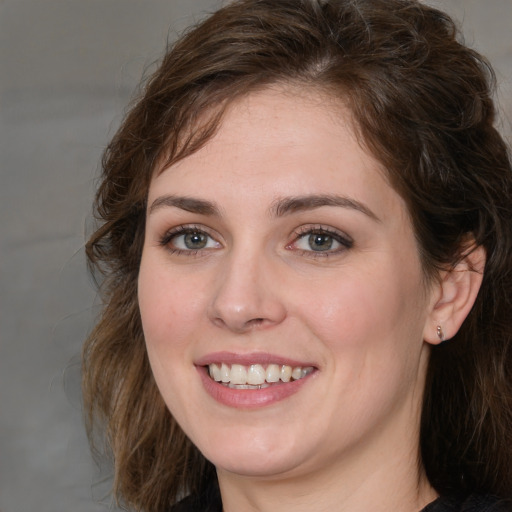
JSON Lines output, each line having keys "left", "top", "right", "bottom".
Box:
{"left": 149, "top": 86, "right": 406, "bottom": 225}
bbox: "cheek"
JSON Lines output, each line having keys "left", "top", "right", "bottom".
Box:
{"left": 300, "top": 277, "right": 402, "bottom": 343}
{"left": 137, "top": 258, "right": 200, "bottom": 355}
{"left": 295, "top": 259, "right": 427, "bottom": 368}
{"left": 299, "top": 269, "right": 428, "bottom": 423}
{"left": 137, "top": 259, "right": 199, "bottom": 410}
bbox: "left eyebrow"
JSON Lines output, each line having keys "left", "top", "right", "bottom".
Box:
{"left": 270, "top": 194, "right": 381, "bottom": 222}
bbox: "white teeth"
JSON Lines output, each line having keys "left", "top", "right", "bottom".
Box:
{"left": 207, "top": 363, "right": 314, "bottom": 386}
{"left": 209, "top": 363, "right": 222, "bottom": 382}
{"left": 266, "top": 364, "right": 280, "bottom": 383}
{"left": 247, "top": 364, "right": 266, "bottom": 385}
{"left": 291, "top": 367, "right": 303, "bottom": 380}
{"left": 230, "top": 364, "right": 247, "bottom": 385}
{"left": 280, "top": 365, "right": 292, "bottom": 382}
{"left": 220, "top": 363, "right": 230, "bottom": 383}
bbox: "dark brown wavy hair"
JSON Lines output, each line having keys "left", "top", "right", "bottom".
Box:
{"left": 83, "top": 0, "right": 512, "bottom": 509}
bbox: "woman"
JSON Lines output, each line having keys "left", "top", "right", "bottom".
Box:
{"left": 83, "top": 0, "right": 512, "bottom": 511}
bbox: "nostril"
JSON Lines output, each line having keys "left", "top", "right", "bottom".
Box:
{"left": 212, "top": 317, "right": 227, "bottom": 329}
{"left": 243, "top": 318, "right": 266, "bottom": 329}
{"left": 211, "top": 316, "right": 267, "bottom": 333}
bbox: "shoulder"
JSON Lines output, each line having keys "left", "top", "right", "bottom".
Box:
{"left": 423, "top": 495, "right": 512, "bottom": 512}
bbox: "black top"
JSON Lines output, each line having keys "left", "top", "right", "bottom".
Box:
{"left": 171, "top": 482, "right": 221, "bottom": 512}
{"left": 171, "top": 489, "right": 512, "bottom": 512}
{"left": 423, "top": 494, "right": 512, "bottom": 512}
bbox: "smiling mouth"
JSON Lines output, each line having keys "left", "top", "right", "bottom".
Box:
{"left": 207, "top": 363, "right": 315, "bottom": 389}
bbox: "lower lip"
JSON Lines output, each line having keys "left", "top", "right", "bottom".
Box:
{"left": 197, "top": 366, "right": 315, "bottom": 409}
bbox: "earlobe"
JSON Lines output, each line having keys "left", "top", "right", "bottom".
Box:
{"left": 424, "top": 244, "right": 486, "bottom": 345}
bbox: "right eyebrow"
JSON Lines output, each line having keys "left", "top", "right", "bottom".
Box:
{"left": 148, "top": 195, "right": 220, "bottom": 216}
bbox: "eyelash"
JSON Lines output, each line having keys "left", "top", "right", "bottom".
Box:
{"left": 159, "top": 225, "right": 220, "bottom": 256}
{"left": 158, "top": 224, "right": 353, "bottom": 258}
{"left": 288, "top": 225, "right": 353, "bottom": 258}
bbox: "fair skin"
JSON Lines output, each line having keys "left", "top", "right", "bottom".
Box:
{"left": 138, "top": 86, "right": 483, "bottom": 512}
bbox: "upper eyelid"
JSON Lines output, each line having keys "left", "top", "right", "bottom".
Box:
{"left": 292, "top": 224, "right": 353, "bottom": 242}
{"left": 159, "top": 224, "right": 220, "bottom": 245}
{"left": 162, "top": 224, "right": 217, "bottom": 237}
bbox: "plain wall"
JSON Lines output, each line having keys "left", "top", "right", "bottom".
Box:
{"left": 1, "top": 1, "right": 510, "bottom": 511}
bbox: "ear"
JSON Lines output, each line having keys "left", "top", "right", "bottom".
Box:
{"left": 424, "top": 244, "right": 486, "bottom": 345}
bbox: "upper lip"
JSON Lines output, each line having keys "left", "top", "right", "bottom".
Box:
{"left": 194, "top": 351, "right": 317, "bottom": 368}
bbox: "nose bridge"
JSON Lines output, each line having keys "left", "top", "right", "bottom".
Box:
{"left": 208, "top": 242, "right": 286, "bottom": 332}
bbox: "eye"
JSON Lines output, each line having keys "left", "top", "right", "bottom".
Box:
{"left": 288, "top": 226, "right": 353, "bottom": 255}
{"left": 302, "top": 233, "right": 338, "bottom": 252}
{"left": 160, "top": 226, "right": 221, "bottom": 253}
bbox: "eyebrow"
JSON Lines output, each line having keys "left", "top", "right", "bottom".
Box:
{"left": 149, "top": 195, "right": 220, "bottom": 216}
{"left": 149, "top": 193, "right": 380, "bottom": 222}
{"left": 271, "top": 194, "right": 380, "bottom": 222}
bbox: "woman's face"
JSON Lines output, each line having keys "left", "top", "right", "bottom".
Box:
{"left": 138, "top": 87, "right": 436, "bottom": 481}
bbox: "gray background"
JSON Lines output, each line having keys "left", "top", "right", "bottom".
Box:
{"left": 1, "top": 1, "right": 510, "bottom": 511}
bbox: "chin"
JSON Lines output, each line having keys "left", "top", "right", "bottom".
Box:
{"left": 210, "top": 451, "right": 304, "bottom": 479}
{"left": 196, "top": 427, "right": 309, "bottom": 478}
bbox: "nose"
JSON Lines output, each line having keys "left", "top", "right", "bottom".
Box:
{"left": 207, "top": 250, "right": 287, "bottom": 334}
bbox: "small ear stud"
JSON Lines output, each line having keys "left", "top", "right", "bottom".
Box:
{"left": 436, "top": 325, "right": 444, "bottom": 342}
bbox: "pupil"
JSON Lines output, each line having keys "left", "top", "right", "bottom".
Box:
{"left": 184, "top": 232, "right": 207, "bottom": 249}
{"left": 308, "top": 233, "right": 333, "bottom": 251}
